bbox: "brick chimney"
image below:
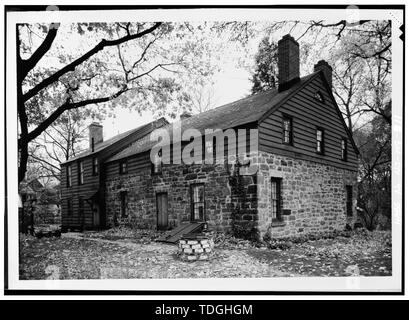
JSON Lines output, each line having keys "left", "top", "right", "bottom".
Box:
{"left": 278, "top": 34, "right": 300, "bottom": 92}
{"left": 89, "top": 122, "right": 103, "bottom": 152}
{"left": 314, "top": 60, "right": 333, "bottom": 89}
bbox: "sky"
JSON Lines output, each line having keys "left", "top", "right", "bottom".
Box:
{"left": 21, "top": 20, "right": 374, "bottom": 143}
{"left": 103, "top": 62, "right": 252, "bottom": 138}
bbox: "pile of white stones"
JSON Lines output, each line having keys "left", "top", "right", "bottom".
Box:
{"left": 178, "top": 234, "right": 214, "bottom": 261}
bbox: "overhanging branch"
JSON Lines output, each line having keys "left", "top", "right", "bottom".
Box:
{"left": 22, "top": 22, "right": 161, "bottom": 103}
{"left": 22, "top": 86, "right": 129, "bottom": 144}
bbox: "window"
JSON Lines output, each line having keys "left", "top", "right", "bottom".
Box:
{"left": 204, "top": 137, "right": 218, "bottom": 163}
{"left": 341, "top": 138, "right": 348, "bottom": 161}
{"left": 316, "top": 128, "right": 324, "bottom": 154}
{"left": 120, "top": 191, "right": 128, "bottom": 218}
{"left": 282, "top": 116, "right": 293, "bottom": 145}
{"left": 191, "top": 184, "right": 205, "bottom": 221}
{"left": 346, "top": 185, "right": 353, "bottom": 217}
{"left": 92, "top": 157, "right": 98, "bottom": 175}
{"left": 78, "top": 161, "right": 84, "bottom": 185}
{"left": 67, "top": 198, "right": 73, "bottom": 216}
{"left": 66, "top": 165, "right": 72, "bottom": 187}
{"left": 271, "top": 178, "right": 282, "bottom": 221}
{"left": 78, "top": 197, "right": 85, "bottom": 224}
{"left": 119, "top": 159, "right": 128, "bottom": 174}
{"left": 152, "top": 150, "right": 162, "bottom": 174}
{"left": 91, "top": 137, "right": 95, "bottom": 152}
{"left": 314, "top": 91, "right": 324, "bottom": 102}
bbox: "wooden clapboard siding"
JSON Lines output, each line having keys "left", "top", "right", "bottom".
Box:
{"left": 105, "top": 151, "right": 151, "bottom": 177}
{"left": 60, "top": 119, "right": 168, "bottom": 229}
{"left": 258, "top": 75, "right": 358, "bottom": 171}
{"left": 60, "top": 156, "right": 99, "bottom": 228}
{"left": 104, "top": 122, "right": 259, "bottom": 178}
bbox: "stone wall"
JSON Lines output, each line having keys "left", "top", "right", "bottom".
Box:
{"left": 104, "top": 151, "right": 357, "bottom": 240}
{"left": 255, "top": 152, "right": 358, "bottom": 239}
{"left": 105, "top": 159, "right": 256, "bottom": 233}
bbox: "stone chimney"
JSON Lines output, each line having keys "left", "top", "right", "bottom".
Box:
{"left": 314, "top": 60, "right": 333, "bottom": 89}
{"left": 180, "top": 111, "right": 192, "bottom": 120}
{"left": 278, "top": 34, "right": 300, "bottom": 92}
{"left": 89, "top": 122, "right": 103, "bottom": 152}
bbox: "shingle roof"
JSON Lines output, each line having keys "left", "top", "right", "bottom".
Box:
{"left": 62, "top": 117, "right": 168, "bottom": 164}
{"left": 106, "top": 73, "right": 318, "bottom": 163}
{"left": 60, "top": 125, "right": 146, "bottom": 164}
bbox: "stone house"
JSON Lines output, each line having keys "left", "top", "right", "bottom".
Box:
{"left": 60, "top": 34, "right": 359, "bottom": 239}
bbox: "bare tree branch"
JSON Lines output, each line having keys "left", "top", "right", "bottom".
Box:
{"left": 22, "top": 22, "right": 161, "bottom": 102}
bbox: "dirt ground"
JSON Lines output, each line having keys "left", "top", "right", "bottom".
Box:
{"left": 19, "top": 228, "right": 392, "bottom": 280}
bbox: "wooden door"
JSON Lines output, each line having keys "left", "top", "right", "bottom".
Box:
{"left": 156, "top": 193, "right": 168, "bottom": 230}
{"left": 92, "top": 203, "right": 100, "bottom": 228}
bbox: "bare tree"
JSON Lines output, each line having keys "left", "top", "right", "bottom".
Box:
{"left": 28, "top": 108, "right": 89, "bottom": 180}
{"left": 17, "top": 22, "right": 174, "bottom": 183}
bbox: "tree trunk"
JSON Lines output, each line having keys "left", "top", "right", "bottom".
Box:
{"left": 17, "top": 25, "right": 29, "bottom": 184}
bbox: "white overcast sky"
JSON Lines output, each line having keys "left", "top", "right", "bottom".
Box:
{"left": 103, "top": 59, "right": 253, "bottom": 138}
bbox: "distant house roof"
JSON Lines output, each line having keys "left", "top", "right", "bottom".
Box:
{"left": 107, "top": 73, "right": 320, "bottom": 163}
{"left": 19, "top": 178, "right": 44, "bottom": 194}
{"left": 61, "top": 118, "right": 168, "bottom": 164}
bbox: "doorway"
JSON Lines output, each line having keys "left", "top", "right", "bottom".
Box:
{"left": 156, "top": 192, "right": 168, "bottom": 230}
{"left": 92, "top": 203, "right": 100, "bottom": 228}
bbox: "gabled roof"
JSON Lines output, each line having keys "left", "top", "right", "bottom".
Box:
{"left": 106, "top": 73, "right": 318, "bottom": 163}
{"left": 106, "top": 70, "right": 359, "bottom": 163}
{"left": 61, "top": 118, "right": 168, "bottom": 164}
{"left": 19, "top": 178, "right": 44, "bottom": 194}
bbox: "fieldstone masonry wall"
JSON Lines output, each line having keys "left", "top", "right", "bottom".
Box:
{"left": 105, "top": 151, "right": 357, "bottom": 240}
{"left": 105, "top": 160, "right": 256, "bottom": 232}
{"left": 256, "top": 152, "right": 357, "bottom": 239}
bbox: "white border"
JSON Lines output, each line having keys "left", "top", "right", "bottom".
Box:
{"left": 3, "top": 5, "right": 404, "bottom": 294}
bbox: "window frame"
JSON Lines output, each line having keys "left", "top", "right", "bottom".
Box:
{"left": 67, "top": 198, "right": 73, "bottom": 216}
{"left": 78, "top": 197, "right": 85, "bottom": 227}
{"left": 66, "top": 165, "right": 72, "bottom": 188}
{"left": 271, "top": 177, "right": 283, "bottom": 222}
{"left": 314, "top": 91, "right": 325, "bottom": 103}
{"left": 282, "top": 115, "right": 293, "bottom": 146}
{"left": 92, "top": 157, "right": 99, "bottom": 176}
{"left": 119, "top": 159, "right": 128, "bottom": 175}
{"left": 120, "top": 191, "right": 128, "bottom": 218}
{"left": 78, "top": 160, "right": 84, "bottom": 185}
{"left": 341, "top": 138, "right": 348, "bottom": 161}
{"left": 190, "top": 183, "right": 205, "bottom": 222}
{"left": 316, "top": 127, "right": 325, "bottom": 155}
{"left": 346, "top": 185, "right": 353, "bottom": 217}
{"left": 151, "top": 149, "right": 162, "bottom": 175}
